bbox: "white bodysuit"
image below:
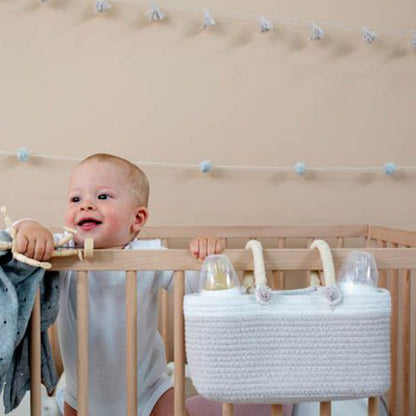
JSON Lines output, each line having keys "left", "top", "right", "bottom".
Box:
{"left": 57, "top": 238, "right": 198, "bottom": 416}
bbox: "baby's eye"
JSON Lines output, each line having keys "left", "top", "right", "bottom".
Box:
{"left": 98, "top": 194, "right": 111, "bottom": 200}
{"left": 70, "top": 196, "right": 81, "bottom": 203}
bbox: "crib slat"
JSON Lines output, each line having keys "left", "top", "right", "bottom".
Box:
{"left": 222, "top": 403, "right": 234, "bottom": 416}
{"left": 337, "top": 237, "right": 344, "bottom": 248}
{"left": 320, "top": 401, "right": 331, "bottom": 416}
{"left": 126, "top": 270, "right": 138, "bottom": 416}
{"left": 278, "top": 238, "right": 285, "bottom": 289}
{"left": 160, "top": 239, "right": 170, "bottom": 361}
{"left": 307, "top": 237, "right": 314, "bottom": 286}
{"left": 377, "top": 241, "right": 387, "bottom": 288}
{"left": 402, "top": 266, "right": 411, "bottom": 416}
{"left": 173, "top": 271, "right": 186, "bottom": 416}
{"left": 271, "top": 404, "right": 283, "bottom": 415}
{"left": 368, "top": 397, "right": 378, "bottom": 416}
{"left": 77, "top": 271, "right": 89, "bottom": 416}
{"left": 389, "top": 243, "right": 399, "bottom": 416}
{"left": 30, "top": 289, "right": 41, "bottom": 416}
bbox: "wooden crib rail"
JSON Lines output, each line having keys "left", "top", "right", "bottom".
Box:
{"left": 368, "top": 225, "right": 416, "bottom": 247}
{"left": 46, "top": 247, "right": 416, "bottom": 271}
{"left": 28, "top": 246, "right": 416, "bottom": 416}
{"left": 47, "top": 224, "right": 369, "bottom": 239}
{"left": 138, "top": 225, "right": 369, "bottom": 239}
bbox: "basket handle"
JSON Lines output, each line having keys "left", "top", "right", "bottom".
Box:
{"left": 310, "top": 239, "right": 336, "bottom": 287}
{"left": 245, "top": 238, "right": 341, "bottom": 306}
{"left": 310, "top": 239, "right": 342, "bottom": 306}
{"left": 245, "top": 240, "right": 271, "bottom": 304}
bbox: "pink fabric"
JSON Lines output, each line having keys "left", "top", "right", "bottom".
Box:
{"left": 186, "top": 396, "right": 293, "bottom": 416}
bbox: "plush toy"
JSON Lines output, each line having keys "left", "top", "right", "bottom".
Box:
{"left": 0, "top": 206, "right": 93, "bottom": 269}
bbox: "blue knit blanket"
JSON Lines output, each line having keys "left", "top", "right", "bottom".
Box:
{"left": 0, "top": 231, "right": 59, "bottom": 413}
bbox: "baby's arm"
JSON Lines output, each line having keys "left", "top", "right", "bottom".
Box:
{"left": 13, "top": 220, "right": 55, "bottom": 262}
{"left": 189, "top": 237, "right": 225, "bottom": 261}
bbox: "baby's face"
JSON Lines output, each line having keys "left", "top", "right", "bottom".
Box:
{"left": 65, "top": 160, "right": 147, "bottom": 248}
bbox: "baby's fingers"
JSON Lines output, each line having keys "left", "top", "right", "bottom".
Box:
{"left": 25, "top": 237, "right": 36, "bottom": 259}
{"left": 207, "top": 238, "right": 217, "bottom": 256}
{"left": 15, "top": 234, "right": 28, "bottom": 255}
{"left": 189, "top": 239, "right": 200, "bottom": 258}
{"left": 215, "top": 238, "right": 225, "bottom": 254}
{"left": 198, "top": 239, "right": 208, "bottom": 261}
{"left": 44, "top": 239, "right": 55, "bottom": 261}
{"left": 34, "top": 239, "right": 48, "bottom": 262}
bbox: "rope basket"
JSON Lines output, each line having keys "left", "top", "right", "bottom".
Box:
{"left": 183, "top": 240, "right": 391, "bottom": 404}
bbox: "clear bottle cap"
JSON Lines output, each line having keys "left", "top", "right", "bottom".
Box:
{"left": 338, "top": 250, "right": 378, "bottom": 288}
{"left": 199, "top": 254, "right": 240, "bottom": 292}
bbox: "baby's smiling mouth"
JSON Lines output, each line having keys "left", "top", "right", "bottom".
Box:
{"left": 77, "top": 218, "right": 103, "bottom": 231}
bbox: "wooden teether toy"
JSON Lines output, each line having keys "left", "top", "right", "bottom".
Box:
{"left": 0, "top": 206, "right": 94, "bottom": 269}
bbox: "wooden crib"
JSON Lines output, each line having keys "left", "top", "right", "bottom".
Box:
{"left": 26, "top": 225, "right": 416, "bottom": 416}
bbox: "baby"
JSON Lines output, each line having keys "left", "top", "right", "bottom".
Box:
{"left": 12, "top": 153, "right": 224, "bottom": 416}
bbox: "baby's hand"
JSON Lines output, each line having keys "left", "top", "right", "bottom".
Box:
{"left": 189, "top": 237, "right": 225, "bottom": 261}
{"left": 13, "top": 220, "right": 55, "bottom": 261}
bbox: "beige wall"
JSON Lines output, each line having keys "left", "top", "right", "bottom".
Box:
{"left": 0, "top": 0, "right": 415, "bottom": 229}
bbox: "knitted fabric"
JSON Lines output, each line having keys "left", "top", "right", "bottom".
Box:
{"left": 0, "top": 231, "right": 60, "bottom": 413}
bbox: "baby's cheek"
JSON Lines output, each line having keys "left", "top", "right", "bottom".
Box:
{"left": 64, "top": 209, "right": 75, "bottom": 227}
{"left": 106, "top": 216, "right": 125, "bottom": 233}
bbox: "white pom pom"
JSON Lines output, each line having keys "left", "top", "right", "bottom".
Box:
{"left": 17, "top": 148, "right": 31, "bottom": 162}
{"left": 202, "top": 9, "right": 216, "bottom": 29}
{"left": 94, "top": 0, "right": 111, "bottom": 12}
{"left": 200, "top": 160, "right": 212, "bottom": 173}
{"left": 259, "top": 16, "right": 273, "bottom": 33}
{"left": 310, "top": 23, "right": 324, "bottom": 40}
{"left": 362, "top": 27, "right": 378, "bottom": 43}
{"left": 323, "top": 284, "right": 343, "bottom": 307}
{"left": 145, "top": 3, "right": 166, "bottom": 21}
{"left": 255, "top": 285, "right": 272, "bottom": 305}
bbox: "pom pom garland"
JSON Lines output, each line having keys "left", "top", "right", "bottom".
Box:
{"left": 1, "top": 149, "right": 411, "bottom": 179}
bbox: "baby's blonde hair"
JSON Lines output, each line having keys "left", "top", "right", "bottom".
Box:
{"left": 79, "top": 153, "right": 150, "bottom": 207}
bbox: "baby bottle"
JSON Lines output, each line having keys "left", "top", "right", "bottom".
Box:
{"left": 338, "top": 250, "right": 378, "bottom": 294}
{"left": 198, "top": 254, "right": 240, "bottom": 294}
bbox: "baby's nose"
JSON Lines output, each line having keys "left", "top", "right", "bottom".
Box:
{"left": 80, "top": 202, "right": 96, "bottom": 211}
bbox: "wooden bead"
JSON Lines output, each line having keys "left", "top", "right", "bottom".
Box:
{"left": 84, "top": 238, "right": 94, "bottom": 258}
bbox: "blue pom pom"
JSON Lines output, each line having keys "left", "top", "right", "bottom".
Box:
{"left": 294, "top": 162, "right": 306, "bottom": 175}
{"left": 383, "top": 162, "right": 397, "bottom": 176}
{"left": 17, "top": 148, "right": 30, "bottom": 162}
{"left": 200, "top": 160, "right": 212, "bottom": 173}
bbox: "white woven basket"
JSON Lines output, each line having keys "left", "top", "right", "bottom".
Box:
{"left": 184, "top": 240, "right": 391, "bottom": 404}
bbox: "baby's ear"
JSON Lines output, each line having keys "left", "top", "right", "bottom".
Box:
{"left": 132, "top": 206, "right": 149, "bottom": 233}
